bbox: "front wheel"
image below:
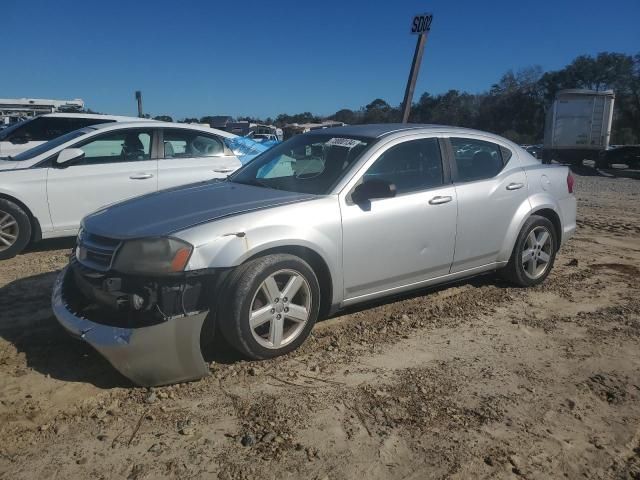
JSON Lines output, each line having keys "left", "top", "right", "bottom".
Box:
{"left": 0, "top": 199, "right": 32, "bottom": 260}
{"left": 219, "top": 254, "right": 320, "bottom": 359}
{"left": 502, "top": 215, "right": 557, "bottom": 287}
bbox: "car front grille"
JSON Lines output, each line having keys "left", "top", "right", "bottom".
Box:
{"left": 76, "top": 231, "right": 121, "bottom": 271}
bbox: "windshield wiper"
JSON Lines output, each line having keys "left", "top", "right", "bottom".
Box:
{"left": 234, "top": 178, "right": 276, "bottom": 190}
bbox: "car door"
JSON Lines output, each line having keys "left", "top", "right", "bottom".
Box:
{"left": 157, "top": 128, "right": 241, "bottom": 190}
{"left": 46, "top": 127, "right": 158, "bottom": 234}
{"left": 340, "top": 136, "right": 457, "bottom": 302}
{"left": 447, "top": 136, "right": 529, "bottom": 272}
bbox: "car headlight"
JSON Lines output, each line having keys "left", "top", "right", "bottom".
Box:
{"left": 112, "top": 237, "right": 193, "bottom": 275}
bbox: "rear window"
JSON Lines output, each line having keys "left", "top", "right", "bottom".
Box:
{"left": 451, "top": 138, "right": 510, "bottom": 182}
{"left": 1, "top": 117, "right": 114, "bottom": 142}
{"left": 10, "top": 129, "right": 92, "bottom": 161}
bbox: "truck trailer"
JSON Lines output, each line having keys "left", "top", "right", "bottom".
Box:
{"left": 542, "top": 89, "right": 615, "bottom": 165}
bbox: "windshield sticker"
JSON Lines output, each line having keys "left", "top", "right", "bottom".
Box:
{"left": 326, "top": 137, "right": 362, "bottom": 148}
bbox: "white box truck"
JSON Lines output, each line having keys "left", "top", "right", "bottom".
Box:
{"left": 542, "top": 89, "right": 615, "bottom": 164}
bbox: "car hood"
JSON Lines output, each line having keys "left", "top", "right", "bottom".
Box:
{"left": 0, "top": 158, "right": 20, "bottom": 171}
{"left": 83, "top": 181, "right": 317, "bottom": 240}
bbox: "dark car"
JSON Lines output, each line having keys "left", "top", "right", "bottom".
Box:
{"left": 597, "top": 145, "right": 640, "bottom": 169}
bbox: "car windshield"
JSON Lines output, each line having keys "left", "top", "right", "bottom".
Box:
{"left": 230, "top": 134, "right": 372, "bottom": 195}
{"left": 0, "top": 119, "right": 32, "bottom": 141}
{"left": 9, "top": 128, "right": 92, "bottom": 161}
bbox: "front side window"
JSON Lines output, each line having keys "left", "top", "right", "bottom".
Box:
{"left": 363, "top": 138, "right": 443, "bottom": 195}
{"left": 10, "top": 129, "right": 91, "bottom": 161}
{"left": 163, "top": 130, "right": 224, "bottom": 158}
{"left": 451, "top": 138, "right": 509, "bottom": 182}
{"left": 75, "top": 129, "right": 152, "bottom": 164}
{"left": 231, "top": 134, "right": 371, "bottom": 195}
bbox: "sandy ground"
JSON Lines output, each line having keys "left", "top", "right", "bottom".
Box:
{"left": 1, "top": 169, "right": 639, "bottom": 480}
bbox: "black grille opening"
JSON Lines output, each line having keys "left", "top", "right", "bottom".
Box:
{"left": 78, "top": 232, "right": 121, "bottom": 270}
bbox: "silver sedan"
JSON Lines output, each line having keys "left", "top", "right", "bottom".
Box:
{"left": 53, "top": 124, "right": 577, "bottom": 386}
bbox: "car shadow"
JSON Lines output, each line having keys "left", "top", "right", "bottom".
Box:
{"left": 569, "top": 163, "right": 640, "bottom": 180}
{"left": 23, "top": 237, "right": 76, "bottom": 254}
{"left": 0, "top": 268, "right": 507, "bottom": 386}
{"left": 0, "top": 270, "right": 132, "bottom": 388}
{"left": 328, "top": 272, "right": 505, "bottom": 319}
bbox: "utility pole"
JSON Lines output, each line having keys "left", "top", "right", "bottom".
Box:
{"left": 401, "top": 13, "right": 433, "bottom": 123}
{"left": 135, "top": 91, "right": 143, "bottom": 118}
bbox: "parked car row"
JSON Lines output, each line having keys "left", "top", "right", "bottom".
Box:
{"left": 41, "top": 123, "right": 575, "bottom": 387}
{"left": 0, "top": 116, "right": 268, "bottom": 259}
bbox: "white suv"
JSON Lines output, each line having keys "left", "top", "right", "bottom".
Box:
{"left": 0, "top": 113, "right": 146, "bottom": 157}
{"left": 0, "top": 121, "right": 249, "bottom": 259}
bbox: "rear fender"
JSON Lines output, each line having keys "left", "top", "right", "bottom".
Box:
{"left": 496, "top": 196, "right": 534, "bottom": 263}
{"left": 497, "top": 193, "right": 562, "bottom": 263}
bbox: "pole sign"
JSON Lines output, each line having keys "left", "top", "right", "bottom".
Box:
{"left": 401, "top": 13, "right": 433, "bottom": 122}
{"left": 410, "top": 13, "right": 433, "bottom": 35}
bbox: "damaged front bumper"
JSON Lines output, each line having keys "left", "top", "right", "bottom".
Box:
{"left": 52, "top": 266, "right": 211, "bottom": 386}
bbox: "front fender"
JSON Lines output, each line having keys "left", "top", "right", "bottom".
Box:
{"left": 180, "top": 198, "right": 343, "bottom": 306}
{"left": 188, "top": 231, "right": 336, "bottom": 272}
{"left": 0, "top": 168, "right": 51, "bottom": 233}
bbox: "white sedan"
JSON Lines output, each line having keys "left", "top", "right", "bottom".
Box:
{"left": 0, "top": 121, "right": 254, "bottom": 259}
{"left": 0, "top": 113, "right": 147, "bottom": 157}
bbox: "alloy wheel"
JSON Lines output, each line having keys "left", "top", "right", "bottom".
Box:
{"left": 0, "top": 210, "right": 18, "bottom": 252}
{"left": 522, "top": 226, "right": 553, "bottom": 280}
{"left": 249, "top": 269, "right": 312, "bottom": 349}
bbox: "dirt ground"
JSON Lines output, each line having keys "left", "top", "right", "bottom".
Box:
{"left": 1, "top": 169, "right": 639, "bottom": 480}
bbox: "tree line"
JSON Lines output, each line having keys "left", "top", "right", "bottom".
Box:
{"left": 160, "top": 52, "right": 640, "bottom": 145}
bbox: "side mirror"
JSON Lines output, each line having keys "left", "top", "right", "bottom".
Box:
{"left": 351, "top": 178, "right": 396, "bottom": 204}
{"left": 56, "top": 148, "right": 85, "bottom": 167}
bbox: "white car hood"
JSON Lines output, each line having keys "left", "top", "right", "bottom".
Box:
{"left": 0, "top": 158, "right": 22, "bottom": 171}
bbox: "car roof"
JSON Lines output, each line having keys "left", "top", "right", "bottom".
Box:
{"left": 89, "top": 121, "right": 236, "bottom": 138}
{"left": 316, "top": 123, "right": 503, "bottom": 139}
{"left": 42, "top": 112, "right": 148, "bottom": 122}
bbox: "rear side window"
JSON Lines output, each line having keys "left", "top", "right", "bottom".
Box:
{"left": 450, "top": 138, "right": 509, "bottom": 182}
{"left": 163, "top": 129, "right": 224, "bottom": 158}
{"left": 3, "top": 117, "right": 114, "bottom": 142}
{"left": 363, "top": 138, "right": 443, "bottom": 195}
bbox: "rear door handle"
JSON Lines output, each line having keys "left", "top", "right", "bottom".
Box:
{"left": 506, "top": 182, "right": 524, "bottom": 190}
{"left": 213, "top": 168, "right": 235, "bottom": 173}
{"left": 429, "top": 195, "right": 453, "bottom": 205}
{"left": 129, "top": 173, "right": 154, "bottom": 180}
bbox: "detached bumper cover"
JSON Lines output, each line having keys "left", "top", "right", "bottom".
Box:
{"left": 52, "top": 266, "right": 210, "bottom": 386}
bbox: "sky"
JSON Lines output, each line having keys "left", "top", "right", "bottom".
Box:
{"left": 3, "top": 0, "right": 639, "bottom": 120}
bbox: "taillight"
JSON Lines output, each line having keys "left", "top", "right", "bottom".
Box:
{"left": 567, "top": 171, "right": 574, "bottom": 194}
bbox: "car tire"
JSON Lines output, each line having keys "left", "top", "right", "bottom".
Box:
{"left": 501, "top": 215, "right": 557, "bottom": 287}
{"left": 0, "top": 198, "right": 32, "bottom": 260}
{"left": 219, "top": 253, "right": 321, "bottom": 360}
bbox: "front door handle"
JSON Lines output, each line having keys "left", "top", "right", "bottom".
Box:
{"left": 429, "top": 195, "right": 453, "bottom": 205}
{"left": 129, "top": 173, "right": 154, "bottom": 180}
{"left": 213, "top": 168, "right": 235, "bottom": 173}
{"left": 506, "top": 182, "right": 524, "bottom": 190}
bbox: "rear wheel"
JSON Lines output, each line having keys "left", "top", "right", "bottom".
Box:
{"left": 502, "top": 215, "right": 557, "bottom": 287}
{"left": 0, "top": 199, "right": 31, "bottom": 260}
{"left": 219, "top": 254, "right": 320, "bottom": 359}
